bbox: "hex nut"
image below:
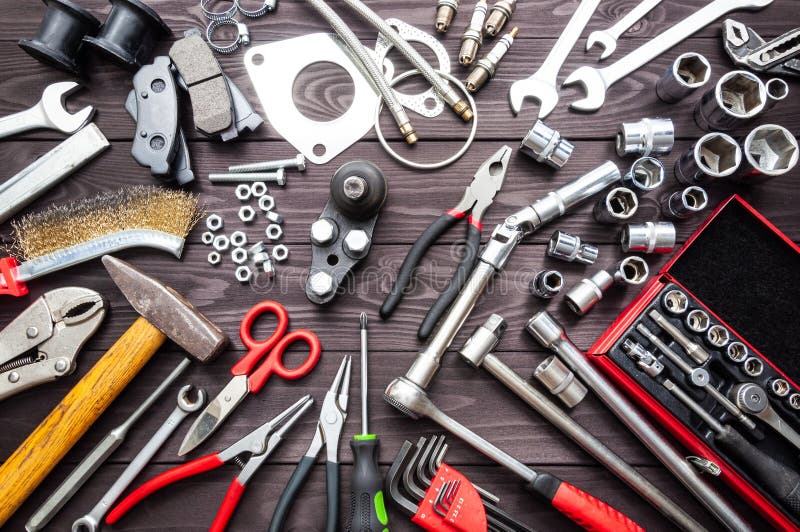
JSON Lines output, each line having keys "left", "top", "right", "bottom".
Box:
{"left": 343, "top": 229, "right": 371, "bottom": 259}
{"left": 230, "top": 231, "right": 248, "bottom": 247}
{"left": 201, "top": 231, "right": 215, "bottom": 245}
{"left": 235, "top": 184, "right": 252, "bottom": 202}
{"left": 206, "top": 214, "right": 223, "bottom": 232}
{"left": 238, "top": 206, "right": 256, "bottom": 224}
{"left": 231, "top": 247, "right": 248, "bottom": 265}
{"left": 250, "top": 182, "right": 269, "bottom": 197}
{"left": 207, "top": 251, "right": 221, "bottom": 265}
{"left": 263, "top": 258, "right": 276, "bottom": 278}
{"left": 235, "top": 265, "right": 253, "bottom": 283}
{"left": 258, "top": 195, "right": 275, "bottom": 212}
{"left": 212, "top": 235, "right": 230, "bottom": 252}
{"left": 266, "top": 210, "right": 283, "bottom": 224}
{"left": 272, "top": 244, "right": 289, "bottom": 262}
{"left": 266, "top": 223, "right": 283, "bottom": 241}
{"left": 309, "top": 271, "right": 334, "bottom": 296}
{"left": 310, "top": 218, "right": 338, "bottom": 246}
{"left": 252, "top": 251, "right": 271, "bottom": 265}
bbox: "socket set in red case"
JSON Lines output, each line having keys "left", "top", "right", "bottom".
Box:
{"left": 588, "top": 195, "right": 800, "bottom": 530}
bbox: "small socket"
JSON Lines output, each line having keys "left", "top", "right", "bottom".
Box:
{"left": 742, "top": 357, "right": 764, "bottom": 377}
{"left": 663, "top": 186, "right": 708, "bottom": 219}
{"left": 565, "top": 269, "right": 614, "bottom": 316}
{"left": 519, "top": 120, "right": 574, "bottom": 169}
{"left": 613, "top": 256, "right": 649, "bottom": 285}
{"left": 201, "top": 231, "right": 215, "bottom": 245}
{"left": 623, "top": 157, "right": 665, "bottom": 192}
{"left": 230, "top": 231, "right": 247, "bottom": 247}
{"left": 737, "top": 124, "right": 799, "bottom": 183}
{"left": 685, "top": 309, "right": 710, "bottom": 333}
{"left": 238, "top": 206, "right": 256, "bottom": 224}
{"left": 616, "top": 118, "right": 674, "bottom": 157}
{"left": 764, "top": 78, "right": 789, "bottom": 112}
{"left": 706, "top": 325, "right": 730, "bottom": 349}
{"left": 662, "top": 290, "right": 689, "bottom": 315}
{"left": 207, "top": 251, "right": 221, "bottom": 265}
{"left": 788, "top": 393, "right": 800, "bottom": 411}
{"left": 530, "top": 270, "right": 564, "bottom": 299}
{"left": 656, "top": 52, "right": 711, "bottom": 103}
{"left": 231, "top": 247, "right": 248, "bottom": 265}
{"left": 206, "top": 214, "right": 223, "bottom": 232}
{"left": 593, "top": 187, "right": 639, "bottom": 224}
{"left": 533, "top": 355, "right": 588, "bottom": 408}
{"left": 235, "top": 184, "right": 252, "bottom": 202}
{"left": 547, "top": 230, "right": 598, "bottom": 264}
{"left": 769, "top": 378, "right": 791, "bottom": 398}
{"left": 726, "top": 342, "right": 748, "bottom": 363}
{"left": 620, "top": 222, "right": 676, "bottom": 254}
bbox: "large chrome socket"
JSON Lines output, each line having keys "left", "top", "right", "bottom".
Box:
{"left": 622, "top": 157, "right": 665, "bottom": 192}
{"left": 674, "top": 132, "right": 742, "bottom": 185}
{"left": 533, "top": 356, "right": 587, "bottom": 408}
{"left": 662, "top": 186, "right": 708, "bottom": 219}
{"left": 656, "top": 52, "right": 711, "bottom": 103}
{"left": 593, "top": 187, "right": 638, "bottom": 224}
{"left": 616, "top": 118, "right": 674, "bottom": 157}
{"left": 564, "top": 269, "right": 614, "bottom": 316}
{"left": 519, "top": 120, "right": 574, "bottom": 169}
{"left": 547, "top": 230, "right": 598, "bottom": 264}
{"left": 620, "top": 222, "right": 676, "bottom": 254}
{"left": 735, "top": 124, "right": 799, "bottom": 183}
{"left": 764, "top": 78, "right": 789, "bottom": 113}
{"left": 694, "top": 70, "right": 767, "bottom": 131}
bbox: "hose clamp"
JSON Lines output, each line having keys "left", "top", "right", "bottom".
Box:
{"left": 206, "top": 19, "right": 250, "bottom": 54}
{"left": 200, "top": 0, "right": 238, "bottom": 20}
{"left": 235, "top": 0, "right": 276, "bottom": 18}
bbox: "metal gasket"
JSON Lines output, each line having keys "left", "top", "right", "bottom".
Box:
{"left": 374, "top": 19, "right": 450, "bottom": 118}
{"left": 244, "top": 33, "right": 393, "bottom": 165}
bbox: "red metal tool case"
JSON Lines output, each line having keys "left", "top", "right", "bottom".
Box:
{"left": 588, "top": 195, "right": 800, "bottom": 530}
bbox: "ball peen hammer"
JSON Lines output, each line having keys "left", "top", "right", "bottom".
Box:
{"left": 0, "top": 255, "right": 228, "bottom": 526}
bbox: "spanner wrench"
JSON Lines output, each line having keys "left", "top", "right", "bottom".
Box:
{"left": 585, "top": 0, "right": 663, "bottom": 60}
{"left": 71, "top": 384, "right": 205, "bottom": 532}
{"left": 0, "top": 81, "right": 94, "bottom": 139}
{"left": 564, "top": 0, "right": 774, "bottom": 112}
{"left": 508, "top": 0, "right": 600, "bottom": 119}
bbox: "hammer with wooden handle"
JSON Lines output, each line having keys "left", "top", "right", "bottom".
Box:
{"left": 0, "top": 255, "right": 228, "bottom": 526}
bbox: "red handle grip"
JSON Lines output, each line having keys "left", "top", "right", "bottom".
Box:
{"left": 248, "top": 329, "right": 321, "bottom": 393}
{"left": 0, "top": 257, "right": 28, "bottom": 297}
{"left": 211, "top": 478, "right": 246, "bottom": 532}
{"left": 551, "top": 481, "right": 644, "bottom": 532}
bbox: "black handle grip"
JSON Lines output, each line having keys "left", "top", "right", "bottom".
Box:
{"left": 268, "top": 455, "right": 315, "bottom": 532}
{"left": 326, "top": 460, "right": 340, "bottom": 532}
{"left": 418, "top": 222, "right": 481, "bottom": 340}
{"left": 346, "top": 438, "right": 389, "bottom": 532}
{"left": 717, "top": 426, "right": 800, "bottom": 517}
{"left": 380, "top": 213, "right": 460, "bottom": 320}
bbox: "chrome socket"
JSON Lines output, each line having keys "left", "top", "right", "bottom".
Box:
{"left": 519, "top": 120, "right": 574, "bottom": 169}
{"left": 662, "top": 186, "right": 708, "bottom": 220}
{"left": 623, "top": 157, "right": 665, "bottom": 192}
{"left": 533, "top": 355, "right": 588, "bottom": 408}
{"left": 735, "top": 124, "right": 799, "bottom": 183}
{"left": 674, "top": 132, "right": 742, "bottom": 185}
{"left": 466, "top": 27, "right": 518, "bottom": 92}
{"left": 613, "top": 256, "right": 649, "bottom": 286}
{"left": 662, "top": 290, "right": 689, "bottom": 315}
{"left": 620, "top": 222, "right": 676, "bottom": 254}
{"left": 564, "top": 269, "right": 614, "bottom": 316}
{"left": 788, "top": 393, "right": 800, "bottom": 411}
{"left": 547, "top": 230, "right": 598, "bottom": 264}
{"left": 726, "top": 342, "right": 748, "bottom": 364}
{"left": 706, "top": 325, "right": 730, "bottom": 349}
{"left": 484, "top": 0, "right": 515, "bottom": 36}
{"left": 593, "top": 187, "right": 638, "bottom": 224}
{"left": 459, "top": 0, "right": 487, "bottom": 65}
{"left": 769, "top": 378, "right": 791, "bottom": 398}
{"left": 656, "top": 52, "right": 711, "bottom": 103}
{"left": 530, "top": 270, "right": 564, "bottom": 299}
{"left": 685, "top": 309, "right": 710, "bottom": 333}
{"left": 763, "top": 78, "right": 789, "bottom": 113}
{"left": 616, "top": 118, "right": 674, "bottom": 157}
{"left": 694, "top": 70, "right": 767, "bottom": 131}
{"left": 435, "top": 0, "right": 460, "bottom": 33}
{"left": 742, "top": 357, "right": 764, "bottom": 377}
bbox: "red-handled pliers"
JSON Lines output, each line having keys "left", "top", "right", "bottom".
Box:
{"left": 105, "top": 394, "right": 314, "bottom": 532}
{"left": 380, "top": 146, "right": 511, "bottom": 340}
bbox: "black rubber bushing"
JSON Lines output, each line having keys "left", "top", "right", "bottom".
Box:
{"left": 18, "top": 0, "right": 101, "bottom": 76}
{"left": 330, "top": 161, "right": 388, "bottom": 220}
{"left": 83, "top": 0, "right": 171, "bottom": 70}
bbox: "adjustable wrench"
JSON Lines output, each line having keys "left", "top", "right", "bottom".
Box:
{"left": 71, "top": 385, "right": 205, "bottom": 532}
{"left": 0, "top": 82, "right": 94, "bottom": 139}
{"left": 564, "top": 0, "right": 774, "bottom": 112}
{"left": 508, "top": 0, "right": 600, "bottom": 119}
{"left": 585, "top": 0, "right": 663, "bottom": 60}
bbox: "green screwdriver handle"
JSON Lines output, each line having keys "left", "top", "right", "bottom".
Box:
{"left": 346, "top": 436, "right": 389, "bottom": 532}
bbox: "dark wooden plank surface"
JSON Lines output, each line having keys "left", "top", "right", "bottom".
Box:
{"left": 0, "top": 0, "right": 798, "bottom": 530}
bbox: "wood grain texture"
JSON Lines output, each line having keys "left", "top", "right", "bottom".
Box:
{"left": 0, "top": 0, "right": 799, "bottom": 530}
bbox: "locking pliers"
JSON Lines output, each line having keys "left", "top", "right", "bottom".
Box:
{"left": 0, "top": 287, "right": 106, "bottom": 400}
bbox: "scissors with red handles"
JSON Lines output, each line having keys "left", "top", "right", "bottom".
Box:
{"left": 178, "top": 300, "right": 321, "bottom": 455}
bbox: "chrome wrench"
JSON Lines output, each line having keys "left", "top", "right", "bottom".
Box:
{"left": 0, "top": 81, "right": 94, "bottom": 139}
{"left": 564, "top": 0, "right": 774, "bottom": 112}
{"left": 71, "top": 384, "right": 205, "bottom": 532}
{"left": 732, "top": 383, "right": 800, "bottom": 452}
{"left": 585, "top": 0, "right": 663, "bottom": 60}
{"left": 508, "top": 0, "right": 600, "bottom": 119}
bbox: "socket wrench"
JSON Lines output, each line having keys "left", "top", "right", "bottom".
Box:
{"left": 662, "top": 186, "right": 708, "bottom": 219}
{"left": 731, "top": 383, "right": 800, "bottom": 453}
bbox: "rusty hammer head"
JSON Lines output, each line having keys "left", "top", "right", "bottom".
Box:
{"left": 102, "top": 255, "right": 228, "bottom": 363}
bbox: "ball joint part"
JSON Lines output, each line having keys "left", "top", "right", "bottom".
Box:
{"left": 484, "top": 0, "right": 516, "bottom": 36}
{"left": 656, "top": 52, "right": 711, "bottom": 103}
{"left": 735, "top": 124, "right": 799, "bottom": 183}
{"left": 622, "top": 157, "right": 665, "bottom": 192}
{"left": 593, "top": 187, "right": 639, "bottom": 224}
{"left": 533, "top": 355, "right": 588, "bottom": 409}
{"left": 616, "top": 118, "right": 674, "bottom": 157}
{"left": 519, "top": 120, "right": 574, "bottom": 169}
{"left": 459, "top": 0, "right": 487, "bottom": 66}
{"left": 662, "top": 186, "right": 708, "bottom": 220}
{"left": 547, "top": 230, "right": 598, "bottom": 265}
{"left": 674, "top": 133, "right": 742, "bottom": 185}
{"left": 530, "top": 270, "right": 564, "bottom": 299}
{"left": 466, "top": 27, "right": 518, "bottom": 93}
{"left": 694, "top": 70, "right": 767, "bottom": 131}
{"left": 620, "top": 222, "right": 676, "bottom": 254}
{"left": 435, "top": 0, "right": 460, "bottom": 33}
{"left": 564, "top": 269, "right": 614, "bottom": 316}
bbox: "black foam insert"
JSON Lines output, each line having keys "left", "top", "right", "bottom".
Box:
{"left": 668, "top": 199, "right": 800, "bottom": 381}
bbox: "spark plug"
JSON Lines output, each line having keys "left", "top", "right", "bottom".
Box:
{"left": 484, "top": 0, "right": 515, "bottom": 36}
{"left": 465, "top": 26, "right": 518, "bottom": 92}
{"left": 435, "top": 0, "right": 460, "bottom": 33}
{"left": 459, "top": 0, "right": 487, "bottom": 66}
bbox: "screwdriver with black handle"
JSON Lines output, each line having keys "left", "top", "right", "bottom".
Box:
{"left": 345, "top": 313, "right": 390, "bottom": 532}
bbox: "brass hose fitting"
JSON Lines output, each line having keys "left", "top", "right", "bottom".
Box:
{"left": 466, "top": 26, "right": 518, "bottom": 92}
{"left": 484, "top": 0, "right": 515, "bottom": 36}
{"left": 435, "top": 0, "right": 460, "bottom": 33}
{"left": 459, "top": 0, "right": 487, "bottom": 66}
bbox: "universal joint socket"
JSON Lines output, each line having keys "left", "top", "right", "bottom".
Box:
{"left": 735, "top": 124, "right": 799, "bottom": 183}
{"left": 622, "top": 157, "right": 665, "bottom": 192}
{"left": 435, "top": 0, "right": 460, "bottom": 33}
{"left": 616, "top": 118, "right": 674, "bottom": 157}
{"left": 694, "top": 70, "right": 766, "bottom": 131}
{"left": 466, "top": 27, "right": 518, "bottom": 92}
{"left": 547, "top": 230, "right": 598, "bottom": 264}
{"left": 620, "top": 222, "right": 676, "bottom": 254}
{"left": 592, "top": 187, "right": 639, "bottom": 224}
{"left": 656, "top": 52, "right": 711, "bottom": 103}
{"left": 519, "top": 120, "right": 574, "bottom": 169}
{"left": 484, "top": 0, "right": 515, "bottom": 36}
{"left": 662, "top": 186, "right": 708, "bottom": 219}
{"left": 459, "top": 0, "right": 487, "bottom": 65}
{"left": 564, "top": 269, "right": 614, "bottom": 316}
{"left": 674, "top": 132, "right": 741, "bottom": 185}
{"left": 530, "top": 270, "right": 564, "bottom": 299}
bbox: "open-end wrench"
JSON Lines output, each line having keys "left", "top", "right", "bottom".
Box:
{"left": 71, "top": 384, "right": 205, "bottom": 532}
{"left": 585, "top": 0, "right": 663, "bottom": 60}
{"left": 508, "top": 0, "right": 600, "bottom": 119}
{"left": 564, "top": 0, "right": 774, "bottom": 112}
{"left": 0, "top": 82, "right": 94, "bottom": 139}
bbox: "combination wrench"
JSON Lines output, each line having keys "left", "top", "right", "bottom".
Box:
{"left": 71, "top": 384, "right": 205, "bottom": 532}
{"left": 585, "top": 0, "right": 663, "bottom": 60}
{"left": 508, "top": 0, "right": 600, "bottom": 119}
{"left": 0, "top": 81, "right": 94, "bottom": 139}
{"left": 564, "top": 0, "right": 774, "bottom": 112}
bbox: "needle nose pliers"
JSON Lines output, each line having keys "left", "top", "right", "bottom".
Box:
{"left": 381, "top": 145, "right": 511, "bottom": 339}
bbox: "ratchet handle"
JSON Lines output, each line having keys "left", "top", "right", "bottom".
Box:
{"left": 529, "top": 473, "right": 644, "bottom": 532}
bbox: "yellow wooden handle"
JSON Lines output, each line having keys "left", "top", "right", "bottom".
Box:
{"left": 0, "top": 316, "right": 167, "bottom": 526}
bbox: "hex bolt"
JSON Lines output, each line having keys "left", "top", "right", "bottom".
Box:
{"left": 343, "top": 229, "right": 371, "bottom": 259}
{"left": 736, "top": 124, "right": 799, "bottom": 183}
{"left": 435, "top": 0, "right": 460, "bottom": 33}
{"left": 228, "top": 154, "right": 306, "bottom": 173}
{"left": 565, "top": 269, "right": 614, "bottom": 316}
{"left": 613, "top": 257, "right": 649, "bottom": 286}
{"left": 620, "top": 222, "right": 676, "bottom": 254}
{"left": 656, "top": 52, "right": 711, "bottom": 103}
{"left": 309, "top": 271, "right": 334, "bottom": 297}
{"left": 675, "top": 133, "right": 742, "bottom": 185}
{"left": 484, "top": 0, "right": 515, "bottom": 36}
{"left": 238, "top": 205, "right": 257, "bottom": 224}
{"left": 530, "top": 270, "right": 564, "bottom": 299}
{"left": 231, "top": 247, "right": 248, "bottom": 265}
{"left": 593, "top": 187, "right": 639, "bottom": 224}
{"left": 616, "top": 118, "right": 674, "bottom": 157}
{"left": 769, "top": 378, "right": 791, "bottom": 398}
{"left": 206, "top": 214, "right": 223, "bottom": 232}
{"left": 519, "top": 119, "right": 574, "bottom": 169}
{"left": 685, "top": 309, "right": 710, "bottom": 333}
{"left": 763, "top": 78, "right": 789, "bottom": 113}
{"left": 547, "top": 230, "right": 598, "bottom": 264}
{"left": 265, "top": 210, "right": 283, "bottom": 224}
{"left": 726, "top": 342, "right": 748, "bottom": 364}
{"left": 694, "top": 70, "right": 767, "bottom": 131}
{"left": 201, "top": 231, "right": 215, "bottom": 245}
{"left": 235, "top": 265, "right": 253, "bottom": 283}
{"left": 622, "top": 158, "right": 665, "bottom": 192}
{"left": 706, "top": 325, "right": 730, "bottom": 349}
{"left": 209, "top": 168, "right": 287, "bottom": 186}
{"left": 235, "top": 184, "right": 252, "bottom": 202}
{"left": 459, "top": 0, "right": 487, "bottom": 65}
{"left": 742, "top": 357, "right": 764, "bottom": 377}
{"left": 662, "top": 290, "right": 689, "bottom": 315}
{"left": 662, "top": 186, "right": 708, "bottom": 219}
{"left": 230, "top": 231, "right": 247, "bottom": 247}
{"left": 310, "top": 218, "right": 339, "bottom": 246}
